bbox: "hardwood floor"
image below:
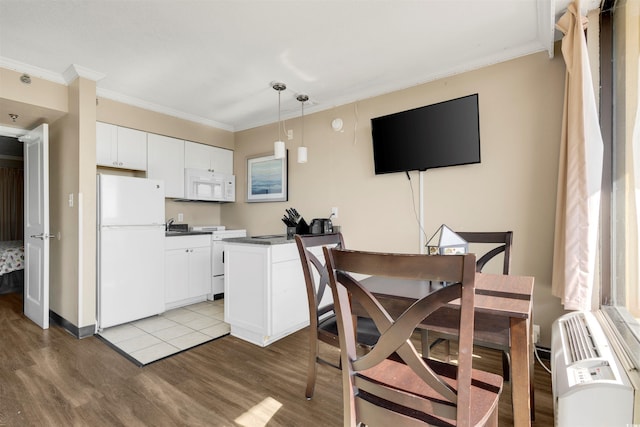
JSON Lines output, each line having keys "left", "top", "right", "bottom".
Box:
{"left": 0, "top": 292, "right": 554, "bottom": 426}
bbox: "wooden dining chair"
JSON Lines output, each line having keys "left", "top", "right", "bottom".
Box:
{"left": 324, "top": 248, "right": 503, "bottom": 427}
{"left": 425, "top": 231, "right": 513, "bottom": 380}
{"left": 294, "top": 233, "right": 379, "bottom": 400}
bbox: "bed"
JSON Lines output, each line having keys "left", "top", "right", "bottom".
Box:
{"left": 0, "top": 240, "right": 24, "bottom": 294}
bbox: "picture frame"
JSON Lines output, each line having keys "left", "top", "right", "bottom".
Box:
{"left": 246, "top": 151, "right": 288, "bottom": 203}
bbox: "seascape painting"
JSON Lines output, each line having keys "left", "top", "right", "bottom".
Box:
{"left": 251, "top": 159, "right": 282, "bottom": 194}
{"left": 247, "top": 152, "right": 288, "bottom": 202}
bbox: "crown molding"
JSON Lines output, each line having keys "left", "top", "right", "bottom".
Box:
{"left": 0, "top": 57, "right": 232, "bottom": 131}
{"left": 0, "top": 57, "right": 66, "bottom": 84}
{"left": 62, "top": 64, "right": 106, "bottom": 84}
{"left": 96, "top": 88, "right": 234, "bottom": 132}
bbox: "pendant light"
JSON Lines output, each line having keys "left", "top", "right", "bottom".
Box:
{"left": 272, "top": 82, "right": 286, "bottom": 159}
{"left": 297, "top": 94, "right": 309, "bottom": 163}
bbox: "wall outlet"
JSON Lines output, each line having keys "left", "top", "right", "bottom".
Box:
{"left": 533, "top": 324, "right": 540, "bottom": 344}
{"left": 178, "top": 213, "right": 184, "bottom": 222}
{"left": 331, "top": 207, "right": 338, "bottom": 219}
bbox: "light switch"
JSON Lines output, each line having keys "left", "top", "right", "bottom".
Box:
{"left": 68, "top": 193, "right": 73, "bottom": 207}
{"left": 178, "top": 213, "right": 184, "bottom": 222}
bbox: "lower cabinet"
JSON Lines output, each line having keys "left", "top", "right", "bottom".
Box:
{"left": 165, "top": 235, "right": 212, "bottom": 310}
{"left": 224, "top": 242, "right": 310, "bottom": 347}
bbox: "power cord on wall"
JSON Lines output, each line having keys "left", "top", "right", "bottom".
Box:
{"left": 406, "top": 171, "right": 428, "bottom": 244}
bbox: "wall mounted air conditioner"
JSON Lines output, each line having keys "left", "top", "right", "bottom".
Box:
{"left": 551, "top": 311, "right": 637, "bottom": 427}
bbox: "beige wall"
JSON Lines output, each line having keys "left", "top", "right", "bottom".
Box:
{"left": 226, "top": 50, "right": 567, "bottom": 345}
{"left": 1, "top": 47, "right": 571, "bottom": 344}
{"left": 96, "top": 98, "right": 233, "bottom": 149}
{"left": 46, "top": 76, "right": 97, "bottom": 328}
{"left": 0, "top": 68, "right": 67, "bottom": 128}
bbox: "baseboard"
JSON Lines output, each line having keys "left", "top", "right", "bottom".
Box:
{"left": 49, "top": 310, "right": 95, "bottom": 339}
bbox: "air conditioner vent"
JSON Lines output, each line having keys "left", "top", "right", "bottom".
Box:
{"left": 561, "top": 313, "right": 600, "bottom": 363}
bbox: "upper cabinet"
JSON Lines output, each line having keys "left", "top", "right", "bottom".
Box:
{"left": 147, "top": 134, "right": 185, "bottom": 198}
{"left": 184, "top": 141, "right": 233, "bottom": 175}
{"left": 96, "top": 122, "right": 147, "bottom": 171}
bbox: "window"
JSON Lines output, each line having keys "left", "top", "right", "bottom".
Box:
{"left": 604, "top": 1, "right": 639, "bottom": 315}
{"left": 600, "top": 0, "right": 640, "bottom": 365}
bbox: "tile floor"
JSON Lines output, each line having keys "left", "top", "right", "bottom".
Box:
{"left": 98, "top": 299, "right": 229, "bottom": 366}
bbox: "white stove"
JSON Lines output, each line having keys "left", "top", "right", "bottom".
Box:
{"left": 193, "top": 225, "right": 247, "bottom": 298}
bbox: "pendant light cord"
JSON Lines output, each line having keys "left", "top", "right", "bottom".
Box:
{"left": 278, "top": 89, "right": 282, "bottom": 142}
{"left": 296, "top": 94, "right": 309, "bottom": 148}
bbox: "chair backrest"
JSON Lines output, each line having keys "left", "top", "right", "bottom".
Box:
{"left": 455, "top": 231, "right": 513, "bottom": 274}
{"left": 324, "top": 248, "right": 478, "bottom": 427}
{"left": 295, "top": 233, "right": 345, "bottom": 328}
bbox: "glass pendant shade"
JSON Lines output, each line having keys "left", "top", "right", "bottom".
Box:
{"left": 297, "top": 146, "right": 308, "bottom": 163}
{"left": 274, "top": 140, "right": 286, "bottom": 159}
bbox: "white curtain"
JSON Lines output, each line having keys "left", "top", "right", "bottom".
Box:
{"left": 551, "top": 0, "right": 604, "bottom": 311}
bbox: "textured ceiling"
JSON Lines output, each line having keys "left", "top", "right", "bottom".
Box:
{"left": 0, "top": 0, "right": 601, "bottom": 132}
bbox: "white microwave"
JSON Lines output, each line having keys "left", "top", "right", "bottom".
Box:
{"left": 184, "top": 168, "right": 235, "bottom": 202}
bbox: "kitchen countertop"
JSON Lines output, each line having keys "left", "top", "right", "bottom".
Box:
{"left": 223, "top": 235, "right": 292, "bottom": 245}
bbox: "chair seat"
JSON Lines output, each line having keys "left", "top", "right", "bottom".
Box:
{"left": 359, "top": 357, "right": 503, "bottom": 426}
{"left": 319, "top": 315, "right": 380, "bottom": 347}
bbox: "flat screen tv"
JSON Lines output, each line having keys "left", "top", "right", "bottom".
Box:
{"left": 371, "top": 94, "right": 481, "bottom": 175}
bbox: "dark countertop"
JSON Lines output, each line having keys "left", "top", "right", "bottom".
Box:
{"left": 223, "top": 235, "right": 292, "bottom": 245}
{"left": 165, "top": 231, "right": 212, "bottom": 237}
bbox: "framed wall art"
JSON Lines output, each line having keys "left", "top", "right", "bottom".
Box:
{"left": 246, "top": 151, "right": 288, "bottom": 202}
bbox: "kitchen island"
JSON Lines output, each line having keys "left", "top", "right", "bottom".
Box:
{"left": 223, "top": 235, "right": 310, "bottom": 347}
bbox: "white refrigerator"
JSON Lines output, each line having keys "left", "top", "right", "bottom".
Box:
{"left": 97, "top": 174, "right": 166, "bottom": 329}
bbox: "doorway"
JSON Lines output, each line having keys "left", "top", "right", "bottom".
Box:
{"left": 0, "top": 135, "right": 24, "bottom": 295}
{"left": 0, "top": 124, "right": 50, "bottom": 329}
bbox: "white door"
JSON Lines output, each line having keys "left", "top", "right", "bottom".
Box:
{"left": 20, "top": 124, "right": 50, "bottom": 329}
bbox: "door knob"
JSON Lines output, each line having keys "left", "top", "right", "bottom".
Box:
{"left": 30, "top": 233, "right": 54, "bottom": 240}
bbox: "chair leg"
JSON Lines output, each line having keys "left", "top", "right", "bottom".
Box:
{"left": 420, "top": 330, "right": 430, "bottom": 356}
{"left": 443, "top": 339, "right": 451, "bottom": 362}
{"left": 502, "top": 351, "right": 510, "bottom": 382}
{"left": 306, "top": 336, "right": 319, "bottom": 399}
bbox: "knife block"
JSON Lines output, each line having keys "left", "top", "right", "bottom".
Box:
{"left": 296, "top": 218, "right": 309, "bottom": 235}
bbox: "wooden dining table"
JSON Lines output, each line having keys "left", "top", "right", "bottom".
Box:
{"left": 360, "top": 272, "right": 535, "bottom": 427}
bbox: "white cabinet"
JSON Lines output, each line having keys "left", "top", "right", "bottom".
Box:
{"left": 165, "top": 235, "right": 212, "bottom": 310}
{"left": 147, "top": 134, "right": 185, "bottom": 198}
{"left": 224, "top": 241, "right": 309, "bottom": 347}
{"left": 96, "top": 122, "right": 147, "bottom": 171}
{"left": 185, "top": 141, "right": 233, "bottom": 174}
